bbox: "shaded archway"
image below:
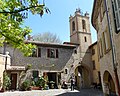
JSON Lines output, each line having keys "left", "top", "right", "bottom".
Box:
{"left": 103, "top": 71, "right": 116, "bottom": 95}
{"left": 75, "top": 65, "right": 91, "bottom": 89}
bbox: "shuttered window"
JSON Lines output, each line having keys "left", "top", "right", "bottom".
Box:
{"left": 100, "top": 1, "right": 105, "bottom": 22}
{"left": 99, "top": 39, "right": 103, "bottom": 58}
{"left": 104, "top": 27, "right": 111, "bottom": 52}
{"left": 38, "top": 48, "right": 41, "bottom": 57}
{"left": 30, "top": 47, "right": 41, "bottom": 57}
{"left": 47, "top": 49, "right": 50, "bottom": 57}
{"left": 102, "top": 32, "right": 106, "bottom": 54}
{"left": 31, "top": 48, "right": 37, "bottom": 57}
{"left": 33, "top": 70, "right": 39, "bottom": 79}
{"left": 47, "top": 48, "right": 59, "bottom": 58}
{"left": 113, "top": 0, "right": 120, "bottom": 32}
{"left": 56, "top": 49, "right": 58, "bottom": 58}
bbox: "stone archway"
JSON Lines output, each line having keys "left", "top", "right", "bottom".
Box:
{"left": 75, "top": 65, "right": 91, "bottom": 89}
{"left": 103, "top": 71, "right": 116, "bottom": 95}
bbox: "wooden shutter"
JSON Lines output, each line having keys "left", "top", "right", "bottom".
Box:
{"left": 113, "top": 0, "right": 120, "bottom": 32}
{"left": 38, "top": 48, "right": 41, "bottom": 57}
{"left": 56, "top": 49, "right": 58, "bottom": 58}
{"left": 47, "top": 49, "right": 50, "bottom": 57}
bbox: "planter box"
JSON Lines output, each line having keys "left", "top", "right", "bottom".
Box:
{"left": 0, "top": 88, "right": 4, "bottom": 92}
{"left": 31, "top": 86, "right": 41, "bottom": 90}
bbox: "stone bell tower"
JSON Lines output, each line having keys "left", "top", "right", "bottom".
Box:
{"left": 69, "top": 8, "right": 92, "bottom": 58}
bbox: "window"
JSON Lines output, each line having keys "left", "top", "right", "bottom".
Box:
{"left": 33, "top": 70, "right": 39, "bottom": 79}
{"left": 31, "top": 48, "right": 37, "bottom": 57}
{"left": 72, "top": 21, "right": 75, "bottom": 31}
{"left": 30, "top": 47, "right": 41, "bottom": 57}
{"left": 82, "top": 19, "right": 86, "bottom": 30}
{"left": 47, "top": 49, "right": 58, "bottom": 58}
{"left": 92, "top": 61, "right": 96, "bottom": 70}
{"left": 38, "top": 48, "right": 41, "bottom": 57}
{"left": 113, "top": 0, "right": 120, "bottom": 32}
{"left": 97, "top": 43, "right": 100, "bottom": 60}
{"left": 56, "top": 49, "right": 58, "bottom": 58}
{"left": 100, "top": 1, "right": 105, "bottom": 22}
{"left": 65, "top": 69, "right": 68, "bottom": 74}
{"left": 74, "top": 49, "right": 77, "bottom": 54}
{"left": 84, "top": 36, "right": 87, "bottom": 42}
{"left": 102, "top": 32, "right": 106, "bottom": 54}
{"left": 98, "top": 39, "right": 103, "bottom": 58}
{"left": 104, "top": 27, "right": 111, "bottom": 52}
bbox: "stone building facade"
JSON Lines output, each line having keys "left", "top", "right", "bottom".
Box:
{"left": 0, "top": 9, "right": 99, "bottom": 90}
{"left": 69, "top": 8, "right": 93, "bottom": 89}
{"left": 92, "top": 0, "right": 120, "bottom": 95}
{"left": 0, "top": 42, "right": 79, "bottom": 89}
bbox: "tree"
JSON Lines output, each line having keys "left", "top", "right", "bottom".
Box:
{"left": 0, "top": 0, "right": 50, "bottom": 56}
{"left": 33, "top": 32, "right": 62, "bottom": 44}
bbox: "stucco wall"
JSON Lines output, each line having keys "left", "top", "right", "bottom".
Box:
{"left": 0, "top": 54, "right": 11, "bottom": 86}
{"left": 91, "top": 43, "right": 100, "bottom": 84}
{"left": 0, "top": 54, "right": 5, "bottom": 85}
{"left": 92, "top": 0, "right": 119, "bottom": 94}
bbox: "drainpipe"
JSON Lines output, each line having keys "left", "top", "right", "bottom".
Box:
{"left": 104, "top": 0, "right": 120, "bottom": 95}
{"left": 5, "top": 55, "right": 7, "bottom": 70}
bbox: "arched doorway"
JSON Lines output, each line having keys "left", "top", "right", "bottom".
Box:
{"left": 75, "top": 65, "right": 91, "bottom": 89}
{"left": 103, "top": 71, "right": 116, "bottom": 95}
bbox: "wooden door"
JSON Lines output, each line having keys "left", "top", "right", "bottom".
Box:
{"left": 11, "top": 73, "right": 17, "bottom": 90}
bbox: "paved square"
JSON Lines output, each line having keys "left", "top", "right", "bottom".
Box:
{"left": 0, "top": 88, "right": 103, "bottom": 96}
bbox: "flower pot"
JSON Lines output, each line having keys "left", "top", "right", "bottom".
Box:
{"left": 31, "top": 86, "right": 40, "bottom": 90}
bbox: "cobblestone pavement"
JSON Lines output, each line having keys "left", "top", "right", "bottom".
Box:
{"left": 0, "top": 88, "right": 103, "bottom": 96}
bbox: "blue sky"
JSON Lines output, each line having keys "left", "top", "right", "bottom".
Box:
{"left": 24, "top": 0, "right": 97, "bottom": 43}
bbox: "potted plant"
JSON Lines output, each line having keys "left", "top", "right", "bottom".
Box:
{"left": 20, "top": 80, "right": 31, "bottom": 91}
{"left": 44, "top": 84, "right": 49, "bottom": 90}
{"left": 3, "top": 72, "right": 11, "bottom": 91}
{"left": 49, "top": 81, "right": 55, "bottom": 89}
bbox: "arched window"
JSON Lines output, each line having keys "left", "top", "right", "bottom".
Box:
{"left": 82, "top": 19, "right": 86, "bottom": 30}
{"left": 72, "top": 21, "right": 75, "bottom": 31}
{"left": 65, "top": 69, "right": 68, "bottom": 74}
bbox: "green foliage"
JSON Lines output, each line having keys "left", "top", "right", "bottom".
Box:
{"left": 25, "top": 64, "right": 32, "bottom": 71}
{"left": 3, "top": 72, "right": 11, "bottom": 90}
{"left": 35, "top": 76, "right": 45, "bottom": 87}
{"left": 0, "top": 0, "right": 50, "bottom": 56}
{"left": 44, "top": 83, "right": 49, "bottom": 90}
{"left": 20, "top": 80, "right": 31, "bottom": 91}
{"left": 31, "top": 80, "right": 35, "bottom": 86}
{"left": 18, "top": 64, "right": 32, "bottom": 89}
